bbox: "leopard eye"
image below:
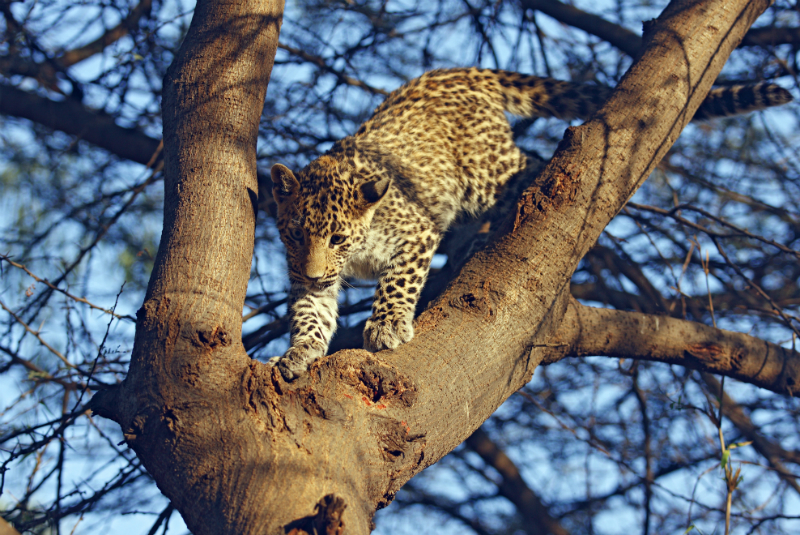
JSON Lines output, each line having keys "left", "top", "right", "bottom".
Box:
{"left": 288, "top": 227, "right": 304, "bottom": 242}
{"left": 330, "top": 234, "right": 346, "bottom": 246}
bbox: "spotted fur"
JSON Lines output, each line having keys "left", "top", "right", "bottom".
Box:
{"left": 268, "top": 68, "right": 792, "bottom": 380}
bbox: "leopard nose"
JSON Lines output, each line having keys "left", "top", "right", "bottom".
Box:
{"left": 306, "top": 244, "right": 327, "bottom": 280}
{"left": 305, "top": 266, "right": 325, "bottom": 280}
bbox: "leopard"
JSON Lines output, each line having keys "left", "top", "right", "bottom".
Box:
{"left": 266, "top": 67, "right": 793, "bottom": 380}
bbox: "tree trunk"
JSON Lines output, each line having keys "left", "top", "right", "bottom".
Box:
{"left": 89, "top": 0, "right": 780, "bottom": 533}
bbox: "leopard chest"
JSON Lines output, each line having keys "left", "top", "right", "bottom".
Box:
{"left": 338, "top": 223, "right": 393, "bottom": 281}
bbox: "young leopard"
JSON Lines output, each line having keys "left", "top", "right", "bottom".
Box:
{"left": 268, "top": 67, "right": 792, "bottom": 380}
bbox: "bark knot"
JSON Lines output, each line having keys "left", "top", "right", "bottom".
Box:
{"left": 513, "top": 187, "right": 550, "bottom": 232}
{"left": 192, "top": 325, "right": 231, "bottom": 349}
{"left": 452, "top": 291, "right": 494, "bottom": 318}
{"left": 376, "top": 416, "right": 425, "bottom": 463}
{"left": 685, "top": 342, "right": 727, "bottom": 367}
{"left": 286, "top": 494, "right": 347, "bottom": 535}
{"left": 350, "top": 358, "right": 417, "bottom": 407}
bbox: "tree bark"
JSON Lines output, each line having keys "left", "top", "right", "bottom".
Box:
{"left": 89, "top": 1, "right": 779, "bottom": 534}
{"left": 90, "top": 0, "right": 286, "bottom": 533}
{"left": 546, "top": 298, "right": 800, "bottom": 395}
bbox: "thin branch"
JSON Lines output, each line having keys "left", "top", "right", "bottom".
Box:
{"left": 628, "top": 202, "right": 800, "bottom": 261}
{"left": 277, "top": 42, "right": 388, "bottom": 95}
{"left": 0, "top": 343, "right": 77, "bottom": 389}
{"left": 0, "top": 298, "right": 74, "bottom": 369}
{"left": 59, "top": 0, "right": 154, "bottom": 67}
{"left": 701, "top": 373, "right": 800, "bottom": 494}
{"left": 0, "top": 254, "right": 136, "bottom": 322}
{"left": 520, "top": 0, "right": 642, "bottom": 57}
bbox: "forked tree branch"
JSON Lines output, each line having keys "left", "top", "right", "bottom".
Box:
{"left": 87, "top": 1, "right": 781, "bottom": 534}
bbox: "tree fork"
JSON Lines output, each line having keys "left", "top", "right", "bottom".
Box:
{"left": 90, "top": 0, "right": 776, "bottom": 533}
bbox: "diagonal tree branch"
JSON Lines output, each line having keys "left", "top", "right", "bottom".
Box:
{"left": 522, "top": 0, "right": 800, "bottom": 56}
{"left": 59, "top": 0, "right": 154, "bottom": 67}
{"left": 0, "top": 84, "right": 161, "bottom": 165}
{"left": 87, "top": 1, "right": 782, "bottom": 533}
{"left": 465, "top": 427, "right": 569, "bottom": 535}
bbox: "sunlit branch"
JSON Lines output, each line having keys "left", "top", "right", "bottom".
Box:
{"left": 543, "top": 299, "right": 800, "bottom": 397}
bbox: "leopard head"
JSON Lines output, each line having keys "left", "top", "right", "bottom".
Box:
{"left": 270, "top": 157, "right": 391, "bottom": 290}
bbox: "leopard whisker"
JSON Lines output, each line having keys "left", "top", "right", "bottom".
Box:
{"left": 338, "top": 276, "right": 356, "bottom": 289}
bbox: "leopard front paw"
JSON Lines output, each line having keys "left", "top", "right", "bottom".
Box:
{"left": 363, "top": 315, "right": 414, "bottom": 352}
{"left": 270, "top": 343, "right": 325, "bottom": 381}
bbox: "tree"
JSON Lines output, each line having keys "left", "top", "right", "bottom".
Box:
{"left": 1, "top": 0, "right": 799, "bottom": 534}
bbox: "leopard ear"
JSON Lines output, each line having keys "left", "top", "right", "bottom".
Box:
{"left": 358, "top": 177, "right": 391, "bottom": 207}
{"left": 271, "top": 164, "right": 299, "bottom": 202}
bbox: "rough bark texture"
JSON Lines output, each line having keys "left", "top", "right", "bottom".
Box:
{"left": 89, "top": 1, "right": 783, "bottom": 534}
{"left": 91, "top": 0, "right": 286, "bottom": 533}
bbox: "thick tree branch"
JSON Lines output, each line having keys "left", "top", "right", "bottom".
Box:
{"left": 88, "top": 1, "right": 778, "bottom": 533}
{"left": 544, "top": 299, "right": 800, "bottom": 397}
{"left": 90, "top": 0, "right": 286, "bottom": 533}
{"left": 369, "top": 0, "right": 777, "bottom": 510}
{"left": 0, "top": 84, "right": 161, "bottom": 165}
{"left": 523, "top": 0, "right": 799, "bottom": 56}
{"left": 0, "top": 517, "right": 22, "bottom": 535}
